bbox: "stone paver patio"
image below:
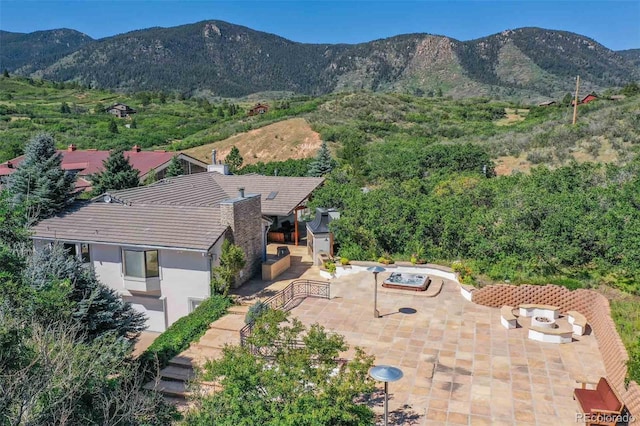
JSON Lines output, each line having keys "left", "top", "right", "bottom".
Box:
{"left": 289, "top": 271, "right": 606, "bottom": 425}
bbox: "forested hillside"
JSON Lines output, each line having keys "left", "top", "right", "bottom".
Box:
{"left": 2, "top": 21, "right": 638, "bottom": 99}
{"left": 0, "top": 29, "right": 93, "bottom": 74}
{"left": 2, "top": 76, "right": 639, "bottom": 171}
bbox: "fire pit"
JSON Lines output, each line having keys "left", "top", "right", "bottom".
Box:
{"left": 532, "top": 316, "right": 556, "bottom": 329}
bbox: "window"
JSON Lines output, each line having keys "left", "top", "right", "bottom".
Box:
{"left": 63, "top": 243, "right": 77, "bottom": 257}
{"left": 124, "top": 249, "right": 159, "bottom": 278}
{"left": 80, "top": 243, "right": 90, "bottom": 263}
{"left": 189, "top": 299, "right": 203, "bottom": 313}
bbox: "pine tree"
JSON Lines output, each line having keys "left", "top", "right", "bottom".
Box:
{"left": 25, "top": 244, "right": 146, "bottom": 342}
{"left": 90, "top": 150, "right": 140, "bottom": 196}
{"left": 225, "top": 146, "right": 243, "bottom": 173}
{"left": 7, "top": 133, "right": 75, "bottom": 219}
{"left": 60, "top": 102, "right": 71, "bottom": 114}
{"left": 165, "top": 155, "right": 184, "bottom": 177}
{"left": 108, "top": 118, "right": 119, "bottom": 134}
{"left": 2, "top": 69, "right": 9, "bottom": 78}
{"left": 308, "top": 141, "right": 333, "bottom": 177}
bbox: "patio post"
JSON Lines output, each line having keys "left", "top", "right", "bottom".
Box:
{"left": 367, "top": 266, "right": 385, "bottom": 318}
{"left": 369, "top": 365, "right": 403, "bottom": 426}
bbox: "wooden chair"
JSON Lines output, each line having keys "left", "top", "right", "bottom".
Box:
{"left": 574, "top": 377, "right": 624, "bottom": 426}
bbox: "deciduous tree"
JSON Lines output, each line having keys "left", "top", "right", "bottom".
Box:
{"left": 186, "top": 309, "right": 375, "bottom": 425}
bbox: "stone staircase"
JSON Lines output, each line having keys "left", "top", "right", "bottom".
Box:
{"left": 146, "top": 244, "right": 322, "bottom": 402}
{"left": 145, "top": 312, "right": 247, "bottom": 400}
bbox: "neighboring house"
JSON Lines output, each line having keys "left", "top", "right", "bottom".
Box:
{"left": 538, "top": 100, "right": 556, "bottom": 107}
{"left": 0, "top": 145, "right": 208, "bottom": 192}
{"left": 572, "top": 94, "right": 598, "bottom": 106}
{"left": 106, "top": 103, "right": 137, "bottom": 118}
{"left": 248, "top": 103, "right": 269, "bottom": 116}
{"left": 31, "top": 172, "right": 324, "bottom": 332}
{"left": 609, "top": 95, "right": 626, "bottom": 101}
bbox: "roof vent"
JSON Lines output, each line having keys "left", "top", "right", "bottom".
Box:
{"left": 68, "top": 144, "right": 77, "bottom": 151}
{"left": 132, "top": 145, "right": 141, "bottom": 152}
{"left": 238, "top": 187, "right": 245, "bottom": 198}
{"left": 6, "top": 161, "right": 13, "bottom": 169}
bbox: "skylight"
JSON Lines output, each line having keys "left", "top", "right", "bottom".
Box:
{"left": 266, "top": 191, "right": 278, "bottom": 200}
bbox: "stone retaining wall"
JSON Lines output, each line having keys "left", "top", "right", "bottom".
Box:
{"left": 470, "top": 284, "right": 640, "bottom": 417}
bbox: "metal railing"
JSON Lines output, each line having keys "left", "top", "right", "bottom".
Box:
{"left": 239, "top": 279, "right": 330, "bottom": 351}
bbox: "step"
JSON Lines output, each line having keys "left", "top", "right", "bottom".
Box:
{"left": 228, "top": 305, "right": 250, "bottom": 315}
{"left": 160, "top": 365, "right": 195, "bottom": 382}
{"left": 145, "top": 379, "right": 189, "bottom": 398}
{"left": 168, "top": 355, "right": 196, "bottom": 368}
{"left": 196, "top": 332, "right": 239, "bottom": 348}
{"left": 209, "top": 314, "right": 246, "bottom": 331}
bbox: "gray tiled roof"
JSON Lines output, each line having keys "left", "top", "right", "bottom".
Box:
{"left": 32, "top": 201, "right": 226, "bottom": 252}
{"left": 111, "top": 172, "right": 324, "bottom": 216}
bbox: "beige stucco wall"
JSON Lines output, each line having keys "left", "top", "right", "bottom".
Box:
{"left": 39, "top": 241, "right": 216, "bottom": 332}
{"left": 159, "top": 249, "right": 211, "bottom": 327}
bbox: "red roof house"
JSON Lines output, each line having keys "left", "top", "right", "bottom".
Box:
{"left": 572, "top": 94, "right": 598, "bottom": 106}
{"left": 248, "top": 103, "right": 269, "bottom": 116}
{"left": 0, "top": 145, "right": 208, "bottom": 191}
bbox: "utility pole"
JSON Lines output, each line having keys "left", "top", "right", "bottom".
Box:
{"left": 572, "top": 75, "right": 580, "bottom": 125}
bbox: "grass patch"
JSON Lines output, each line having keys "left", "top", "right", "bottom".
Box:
{"left": 139, "top": 294, "right": 232, "bottom": 369}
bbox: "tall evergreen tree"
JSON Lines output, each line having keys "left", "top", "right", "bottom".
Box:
{"left": 108, "top": 118, "right": 119, "bottom": 134}
{"left": 6, "top": 133, "right": 75, "bottom": 219}
{"left": 91, "top": 150, "right": 140, "bottom": 196}
{"left": 24, "top": 244, "right": 147, "bottom": 342}
{"left": 308, "top": 141, "right": 333, "bottom": 177}
{"left": 225, "top": 146, "right": 243, "bottom": 173}
{"left": 164, "top": 155, "right": 183, "bottom": 177}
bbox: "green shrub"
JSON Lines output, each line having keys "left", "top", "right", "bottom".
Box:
{"left": 245, "top": 300, "right": 270, "bottom": 324}
{"left": 140, "top": 294, "right": 231, "bottom": 368}
{"left": 324, "top": 261, "right": 337, "bottom": 274}
{"left": 377, "top": 255, "right": 394, "bottom": 265}
{"left": 339, "top": 257, "right": 350, "bottom": 266}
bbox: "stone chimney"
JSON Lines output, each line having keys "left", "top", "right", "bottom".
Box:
{"left": 68, "top": 144, "right": 77, "bottom": 152}
{"left": 219, "top": 193, "right": 262, "bottom": 287}
{"left": 132, "top": 145, "right": 141, "bottom": 152}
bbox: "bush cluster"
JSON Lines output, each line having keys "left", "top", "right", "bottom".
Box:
{"left": 140, "top": 294, "right": 232, "bottom": 368}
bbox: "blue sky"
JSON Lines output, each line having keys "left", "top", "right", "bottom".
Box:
{"left": 1, "top": 1, "right": 639, "bottom": 50}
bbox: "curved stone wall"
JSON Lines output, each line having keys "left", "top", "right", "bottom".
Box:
{"left": 470, "top": 284, "right": 639, "bottom": 417}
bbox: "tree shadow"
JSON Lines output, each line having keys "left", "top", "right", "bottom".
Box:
{"left": 361, "top": 391, "right": 423, "bottom": 425}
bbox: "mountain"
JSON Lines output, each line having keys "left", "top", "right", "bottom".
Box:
{"left": 1, "top": 21, "right": 638, "bottom": 98}
{"left": 455, "top": 28, "right": 639, "bottom": 96}
{"left": 0, "top": 29, "right": 94, "bottom": 74}
{"left": 619, "top": 49, "right": 640, "bottom": 68}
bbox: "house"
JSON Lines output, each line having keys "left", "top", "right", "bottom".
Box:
{"left": 106, "top": 103, "right": 137, "bottom": 118}
{"left": 0, "top": 145, "right": 208, "bottom": 192}
{"left": 538, "top": 100, "right": 556, "bottom": 107}
{"left": 248, "top": 103, "right": 269, "bottom": 116}
{"left": 572, "top": 94, "right": 598, "bottom": 106}
{"left": 609, "top": 95, "right": 626, "bottom": 101}
{"left": 31, "top": 172, "right": 325, "bottom": 332}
